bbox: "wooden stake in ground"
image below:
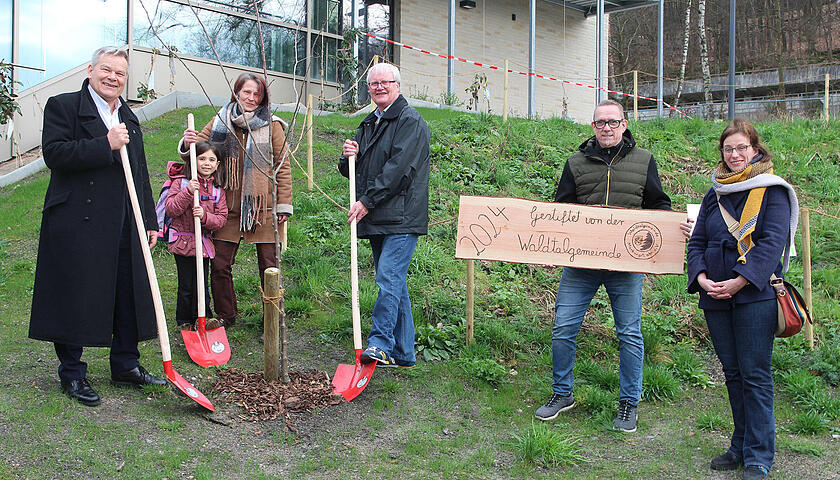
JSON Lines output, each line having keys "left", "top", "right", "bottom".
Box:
{"left": 503, "top": 59, "right": 509, "bottom": 123}
{"left": 801, "top": 208, "right": 814, "bottom": 349}
{"left": 306, "top": 94, "right": 314, "bottom": 191}
{"left": 466, "top": 259, "right": 474, "bottom": 345}
{"left": 264, "top": 267, "right": 281, "bottom": 382}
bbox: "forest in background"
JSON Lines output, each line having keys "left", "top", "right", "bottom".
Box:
{"left": 609, "top": 0, "right": 840, "bottom": 105}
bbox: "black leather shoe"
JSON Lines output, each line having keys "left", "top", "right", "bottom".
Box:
{"left": 61, "top": 378, "right": 101, "bottom": 406}
{"left": 110, "top": 365, "right": 167, "bottom": 388}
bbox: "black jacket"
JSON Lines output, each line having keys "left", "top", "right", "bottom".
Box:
{"left": 29, "top": 80, "right": 158, "bottom": 346}
{"left": 554, "top": 129, "right": 671, "bottom": 210}
{"left": 338, "top": 95, "right": 430, "bottom": 237}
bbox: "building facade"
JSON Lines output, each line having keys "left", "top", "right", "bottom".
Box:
{"left": 1, "top": 0, "right": 608, "bottom": 162}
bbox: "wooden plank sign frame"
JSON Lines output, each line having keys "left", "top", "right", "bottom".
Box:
{"left": 455, "top": 195, "right": 686, "bottom": 275}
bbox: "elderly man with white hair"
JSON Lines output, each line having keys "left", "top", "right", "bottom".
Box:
{"left": 30, "top": 46, "right": 166, "bottom": 407}
{"left": 339, "top": 63, "right": 430, "bottom": 368}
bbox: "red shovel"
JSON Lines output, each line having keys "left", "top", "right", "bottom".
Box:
{"left": 332, "top": 155, "right": 376, "bottom": 401}
{"left": 180, "top": 114, "right": 231, "bottom": 367}
{"left": 119, "top": 145, "right": 214, "bottom": 411}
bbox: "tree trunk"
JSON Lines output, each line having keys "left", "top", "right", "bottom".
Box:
{"left": 698, "top": 0, "right": 713, "bottom": 104}
{"left": 674, "top": 0, "right": 693, "bottom": 108}
{"left": 775, "top": 0, "right": 786, "bottom": 111}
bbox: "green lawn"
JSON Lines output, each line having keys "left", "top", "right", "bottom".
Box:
{"left": 1, "top": 107, "right": 838, "bottom": 479}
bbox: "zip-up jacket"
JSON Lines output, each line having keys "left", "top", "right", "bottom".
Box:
{"left": 338, "top": 95, "right": 430, "bottom": 238}
{"left": 553, "top": 129, "right": 671, "bottom": 211}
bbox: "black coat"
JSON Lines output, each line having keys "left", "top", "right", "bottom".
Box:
{"left": 29, "top": 80, "right": 158, "bottom": 346}
{"left": 338, "top": 95, "right": 430, "bottom": 238}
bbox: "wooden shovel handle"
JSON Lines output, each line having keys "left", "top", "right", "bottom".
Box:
{"left": 119, "top": 146, "right": 172, "bottom": 362}
{"left": 349, "top": 155, "right": 361, "bottom": 350}
{"left": 187, "top": 114, "right": 205, "bottom": 319}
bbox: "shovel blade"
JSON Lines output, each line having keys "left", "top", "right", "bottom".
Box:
{"left": 163, "top": 360, "right": 214, "bottom": 411}
{"left": 181, "top": 318, "right": 231, "bottom": 367}
{"left": 332, "top": 359, "right": 376, "bottom": 401}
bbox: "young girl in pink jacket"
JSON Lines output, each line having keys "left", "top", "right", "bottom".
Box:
{"left": 165, "top": 141, "right": 229, "bottom": 330}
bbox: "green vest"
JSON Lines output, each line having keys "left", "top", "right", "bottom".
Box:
{"left": 566, "top": 141, "right": 651, "bottom": 208}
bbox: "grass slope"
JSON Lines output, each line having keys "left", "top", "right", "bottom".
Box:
{"left": 0, "top": 108, "right": 838, "bottom": 479}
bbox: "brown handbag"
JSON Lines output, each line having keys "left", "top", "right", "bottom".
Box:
{"left": 715, "top": 198, "right": 812, "bottom": 337}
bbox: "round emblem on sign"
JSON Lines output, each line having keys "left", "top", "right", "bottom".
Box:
{"left": 624, "top": 221, "right": 662, "bottom": 259}
{"left": 185, "top": 387, "right": 200, "bottom": 398}
{"left": 211, "top": 341, "right": 226, "bottom": 354}
{"left": 356, "top": 376, "right": 368, "bottom": 389}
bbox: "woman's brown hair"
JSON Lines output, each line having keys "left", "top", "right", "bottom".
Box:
{"left": 718, "top": 117, "right": 772, "bottom": 166}
{"left": 231, "top": 72, "right": 269, "bottom": 107}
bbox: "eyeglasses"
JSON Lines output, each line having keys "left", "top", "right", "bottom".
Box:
{"left": 368, "top": 80, "right": 397, "bottom": 89}
{"left": 721, "top": 144, "right": 751, "bottom": 155}
{"left": 593, "top": 119, "right": 623, "bottom": 129}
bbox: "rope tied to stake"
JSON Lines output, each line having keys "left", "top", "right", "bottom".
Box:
{"left": 260, "top": 285, "right": 285, "bottom": 314}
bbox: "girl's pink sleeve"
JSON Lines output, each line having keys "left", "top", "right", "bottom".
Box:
{"left": 165, "top": 180, "right": 192, "bottom": 217}
{"left": 202, "top": 188, "right": 229, "bottom": 231}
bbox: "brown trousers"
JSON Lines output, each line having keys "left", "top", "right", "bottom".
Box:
{"left": 210, "top": 240, "right": 277, "bottom": 320}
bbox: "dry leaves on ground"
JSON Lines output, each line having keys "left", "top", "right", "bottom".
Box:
{"left": 212, "top": 368, "right": 343, "bottom": 430}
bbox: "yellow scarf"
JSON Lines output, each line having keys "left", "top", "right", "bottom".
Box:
{"left": 714, "top": 160, "right": 773, "bottom": 264}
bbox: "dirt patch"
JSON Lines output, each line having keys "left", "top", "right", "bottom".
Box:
{"left": 0, "top": 147, "right": 42, "bottom": 176}
{"left": 212, "top": 368, "right": 342, "bottom": 427}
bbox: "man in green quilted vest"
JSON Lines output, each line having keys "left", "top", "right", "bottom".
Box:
{"left": 534, "top": 99, "right": 673, "bottom": 433}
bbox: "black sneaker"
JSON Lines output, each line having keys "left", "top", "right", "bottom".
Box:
{"left": 360, "top": 346, "right": 395, "bottom": 366}
{"left": 534, "top": 393, "right": 575, "bottom": 421}
{"left": 743, "top": 465, "right": 769, "bottom": 480}
{"left": 710, "top": 451, "right": 741, "bottom": 471}
{"left": 614, "top": 400, "right": 638, "bottom": 432}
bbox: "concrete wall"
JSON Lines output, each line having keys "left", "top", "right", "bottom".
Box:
{"left": 395, "top": 0, "right": 600, "bottom": 122}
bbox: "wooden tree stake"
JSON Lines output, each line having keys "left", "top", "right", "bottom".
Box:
{"left": 801, "top": 208, "right": 814, "bottom": 349}
{"left": 264, "top": 267, "right": 281, "bottom": 381}
{"left": 466, "top": 259, "right": 475, "bottom": 345}
{"left": 306, "top": 94, "right": 314, "bottom": 191}
{"left": 503, "top": 59, "right": 509, "bottom": 123}
{"left": 633, "top": 70, "right": 639, "bottom": 122}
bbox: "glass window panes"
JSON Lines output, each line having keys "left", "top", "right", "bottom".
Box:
{"left": 310, "top": 35, "right": 339, "bottom": 83}
{"left": 0, "top": 0, "right": 11, "bottom": 63}
{"left": 196, "top": 0, "right": 306, "bottom": 26}
{"left": 134, "top": 0, "right": 305, "bottom": 77}
{"left": 18, "top": 0, "right": 127, "bottom": 90}
{"left": 313, "top": 0, "right": 341, "bottom": 35}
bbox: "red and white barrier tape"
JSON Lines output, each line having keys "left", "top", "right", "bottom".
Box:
{"left": 361, "top": 32, "right": 689, "bottom": 119}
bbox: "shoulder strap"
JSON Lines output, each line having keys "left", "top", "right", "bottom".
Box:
{"left": 212, "top": 186, "right": 220, "bottom": 204}
{"left": 715, "top": 193, "right": 740, "bottom": 239}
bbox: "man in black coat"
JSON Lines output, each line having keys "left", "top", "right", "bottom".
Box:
{"left": 29, "top": 46, "right": 166, "bottom": 407}
{"left": 339, "top": 63, "right": 430, "bottom": 368}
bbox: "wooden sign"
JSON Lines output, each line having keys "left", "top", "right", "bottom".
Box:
{"left": 455, "top": 195, "right": 687, "bottom": 275}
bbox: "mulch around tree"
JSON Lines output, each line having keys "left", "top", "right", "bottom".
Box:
{"left": 212, "top": 368, "right": 342, "bottom": 430}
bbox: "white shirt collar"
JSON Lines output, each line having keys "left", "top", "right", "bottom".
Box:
{"left": 87, "top": 84, "right": 121, "bottom": 130}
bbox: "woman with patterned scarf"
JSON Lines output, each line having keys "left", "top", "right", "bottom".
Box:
{"left": 179, "top": 73, "right": 292, "bottom": 327}
{"left": 687, "top": 118, "right": 798, "bottom": 480}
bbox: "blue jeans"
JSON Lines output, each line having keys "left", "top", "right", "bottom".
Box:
{"left": 552, "top": 267, "right": 644, "bottom": 404}
{"left": 367, "top": 234, "right": 418, "bottom": 365}
{"left": 704, "top": 299, "right": 776, "bottom": 471}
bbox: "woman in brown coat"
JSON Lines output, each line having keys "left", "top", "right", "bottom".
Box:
{"left": 179, "top": 73, "right": 292, "bottom": 326}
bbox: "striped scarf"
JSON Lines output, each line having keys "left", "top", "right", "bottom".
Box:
{"left": 712, "top": 156, "right": 799, "bottom": 271}
{"left": 209, "top": 102, "right": 272, "bottom": 233}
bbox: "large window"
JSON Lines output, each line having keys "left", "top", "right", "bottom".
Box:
{"left": 198, "top": 0, "right": 306, "bottom": 26}
{"left": 0, "top": 0, "right": 11, "bottom": 63}
{"left": 313, "top": 0, "right": 341, "bottom": 34}
{"left": 18, "top": 0, "right": 127, "bottom": 90}
{"left": 310, "top": 35, "right": 339, "bottom": 83}
{"left": 134, "top": 0, "right": 309, "bottom": 77}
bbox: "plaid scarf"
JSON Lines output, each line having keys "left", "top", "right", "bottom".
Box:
{"left": 209, "top": 102, "right": 272, "bottom": 233}
{"left": 712, "top": 156, "right": 799, "bottom": 270}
